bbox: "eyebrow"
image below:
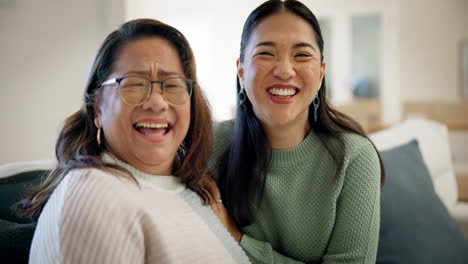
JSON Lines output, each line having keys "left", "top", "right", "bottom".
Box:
{"left": 255, "top": 41, "right": 317, "bottom": 51}
{"left": 125, "top": 70, "right": 149, "bottom": 76}
{"left": 293, "top": 42, "right": 316, "bottom": 51}
{"left": 125, "top": 70, "right": 180, "bottom": 77}
{"left": 254, "top": 41, "right": 275, "bottom": 48}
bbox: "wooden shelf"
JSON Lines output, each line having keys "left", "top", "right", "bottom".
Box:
{"left": 403, "top": 102, "right": 468, "bottom": 131}
{"left": 457, "top": 174, "right": 468, "bottom": 202}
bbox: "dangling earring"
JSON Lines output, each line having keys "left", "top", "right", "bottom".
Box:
{"left": 312, "top": 95, "right": 320, "bottom": 122}
{"left": 238, "top": 84, "right": 247, "bottom": 113}
{"left": 97, "top": 127, "right": 102, "bottom": 147}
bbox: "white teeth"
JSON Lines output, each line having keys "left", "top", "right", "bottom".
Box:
{"left": 135, "top": 122, "right": 168, "bottom": 129}
{"left": 268, "top": 88, "right": 297, "bottom": 96}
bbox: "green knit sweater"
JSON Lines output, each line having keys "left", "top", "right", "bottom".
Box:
{"left": 209, "top": 120, "right": 381, "bottom": 264}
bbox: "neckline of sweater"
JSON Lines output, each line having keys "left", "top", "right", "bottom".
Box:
{"left": 102, "top": 153, "right": 185, "bottom": 193}
{"left": 270, "top": 130, "right": 321, "bottom": 166}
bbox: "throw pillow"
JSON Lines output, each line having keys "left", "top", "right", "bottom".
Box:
{"left": 377, "top": 140, "right": 468, "bottom": 264}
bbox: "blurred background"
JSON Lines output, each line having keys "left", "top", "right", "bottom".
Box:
{"left": 1, "top": 0, "right": 467, "bottom": 168}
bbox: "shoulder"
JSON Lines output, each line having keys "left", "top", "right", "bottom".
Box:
{"left": 57, "top": 168, "right": 140, "bottom": 215}
{"left": 213, "top": 119, "right": 234, "bottom": 140}
{"left": 209, "top": 120, "right": 235, "bottom": 178}
{"left": 337, "top": 133, "right": 381, "bottom": 185}
{"left": 35, "top": 168, "right": 147, "bottom": 263}
{"left": 320, "top": 132, "right": 378, "bottom": 163}
{"left": 212, "top": 120, "right": 234, "bottom": 156}
{"left": 323, "top": 133, "right": 381, "bottom": 180}
{"left": 64, "top": 167, "right": 136, "bottom": 195}
{"left": 339, "top": 133, "right": 378, "bottom": 158}
{"left": 58, "top": 168, "right": 143, "bottom": 233}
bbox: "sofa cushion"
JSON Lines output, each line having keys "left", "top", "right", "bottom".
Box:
{"left": 0, "top": 160, "right": 55, "bottom": 180}
{"left": 0, "top": 219, "right": 35, "bottom": 264}
{"left": 377, "top": 140, "right": 468, "bottom": 264}
{"left": 370, "top": 118, "right": 457, "bottom": 211}
{"left": 0, "top": 170, "right": 48, "bottom": 223}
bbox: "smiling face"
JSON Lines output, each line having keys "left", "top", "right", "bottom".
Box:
{"left": 95, "top": 37, "right": 191, "bottom": 175}
{"left": 238, "top": 12, "right": 326, "bottom": 131}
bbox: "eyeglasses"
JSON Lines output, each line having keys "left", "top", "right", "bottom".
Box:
{"left": 100, "top": 75, "right": 194, "bottom": 106}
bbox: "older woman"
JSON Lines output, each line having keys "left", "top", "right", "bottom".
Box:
{"left": 18, "top": 19, "right": 249, "bottom": 263}
{"left": 209, "top": 0, "right": 384, "bottom": 263}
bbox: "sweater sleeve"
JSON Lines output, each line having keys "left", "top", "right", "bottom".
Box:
{"left": 60, "top": 170, "right": 145, "bottom": 263}
{"left": 240, "top": 234, "right": 306, "bottom": 264}
{"left": 322, "top": 142, "right": 381, "bottom": 264}
{"left": 59, "top": 170, "right": 146, "bottom": 263}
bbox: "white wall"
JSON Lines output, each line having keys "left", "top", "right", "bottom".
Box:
{"left": 399, "top": 0, "right": 468, "bottom": 102}
{"left": 125, "top": 0, "right": 267, "bottom": 122}
{"left": 0, "top": 0, "right": 125, "bottom": 163}
{"left": 125, "top": 0, "right": 401, "bottom": 123}
{"left": 1, "top": 0, "right": 467, "bottom": 164}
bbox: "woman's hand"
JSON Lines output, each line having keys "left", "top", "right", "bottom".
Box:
{"left": 201, "top": 176, "right": 243, "bottom": 242}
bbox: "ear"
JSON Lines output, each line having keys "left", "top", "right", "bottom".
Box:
{"left": 319, "top": 61, "right": 327, "bottom": 85}
{"left": 236, "top": 58, "right": 244, "bottom": 85}
{"left": 320, "top": 61, "right": 326, "bottom": 80}
{"left": 94, "top": 100, "right": 102, "bottom": 129}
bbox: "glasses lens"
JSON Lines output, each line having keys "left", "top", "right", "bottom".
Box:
{"left": 119, "top": 77, "right": 150, "bottom": 105}
{"left": 163, "top": 77, "right": 192, "bottom": 105}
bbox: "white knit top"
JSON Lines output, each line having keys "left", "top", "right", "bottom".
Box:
{"left": 29, "top": 154, "right": 250, "bottom": 263}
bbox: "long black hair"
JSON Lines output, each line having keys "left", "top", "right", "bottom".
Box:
{"left": 217, "top": 0, "right": 385, "bottom": 227}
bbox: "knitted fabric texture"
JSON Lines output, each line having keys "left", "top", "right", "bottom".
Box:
{"left": 30, "top": 154, "right": 250, "bottom": 264}
{"left": 209, "top": 120, "right": 381, "bottom": 264}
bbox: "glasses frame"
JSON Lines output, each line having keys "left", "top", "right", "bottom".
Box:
{"left": 100, "top": 75, "right": 195, "bottom": 106}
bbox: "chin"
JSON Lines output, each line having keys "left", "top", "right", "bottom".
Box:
{"left": 144, "top": 153, "right": 173, "bottom": 163}
{"left": 273, "top": 119, "right": 295, "bottom": 127}
{"left": 263, "top": 112, "right": 294, "bottom": 126}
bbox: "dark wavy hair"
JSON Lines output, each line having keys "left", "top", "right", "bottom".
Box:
{"left": 217, "top": 0, "right": 385, "bottom": 226}
{"left": 17, "top": 19, "right": 213, "bottom": 221}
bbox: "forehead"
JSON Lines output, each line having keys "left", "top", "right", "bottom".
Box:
{"left": 249, "top": 12, "right": 319, "bottom": 49}
{"left": 112, "top": 37, "right": 184, "bottom": 75}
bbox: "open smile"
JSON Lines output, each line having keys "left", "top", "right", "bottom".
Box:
{"left": 133, "top": 120, "right": 173, "bottom": 142}
{"left": 266, "top": 84, "right": 299, "bottom": 103}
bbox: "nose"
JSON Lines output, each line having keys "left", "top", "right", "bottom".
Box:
{"left": 141, "top": 83, "right": 169, "bottom": 112}
{"left": 273, "top": 58, "right": 296, "bottom": 80}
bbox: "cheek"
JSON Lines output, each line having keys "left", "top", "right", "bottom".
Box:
{"left": 177, "top": 104, "right": 191, "bottom": 132}
{"left": 245, "top": 60, "right": 270, "bottom": 82}
{"left": 245, "top": 62, "right": 272, "bottom": 100}
{"left": 100, "top": 90, "right": 130, "bottom": 130}
{"left": 300, "top": 64, "right": 323, "bottom": 86}
{"left": 184, "top": 106, "right": 191, "bottom": 127}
